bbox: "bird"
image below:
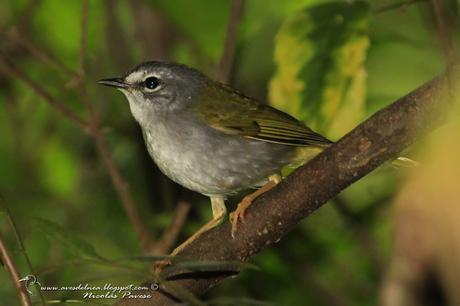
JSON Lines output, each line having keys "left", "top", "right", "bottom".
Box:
{"left": 97, "top": 61, "right": 406, "bottom": 254}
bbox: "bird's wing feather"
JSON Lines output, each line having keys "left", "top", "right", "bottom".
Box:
{"left": 193, "top": 83, "right": 332, "bottom": 147}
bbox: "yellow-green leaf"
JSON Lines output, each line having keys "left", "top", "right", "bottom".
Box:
{"left": 269, "top": 1, "right": 371, "bottom": 139}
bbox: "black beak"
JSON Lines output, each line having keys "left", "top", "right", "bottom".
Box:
{"left": 97, "top": 77, "right": 127, "bottom": 88}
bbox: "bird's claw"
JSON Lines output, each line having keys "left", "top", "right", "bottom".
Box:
{"left": 230, "top": 197, "right": 252, "bottom": 238}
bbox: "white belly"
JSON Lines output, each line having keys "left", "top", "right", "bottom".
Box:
{"left": 142, "top": 116, "right": 292, "bottom": 196}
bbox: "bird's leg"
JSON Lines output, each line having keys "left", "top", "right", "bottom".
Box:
{"left": 170, "top": 196, "right": 227, "bottom": 256}
{"left": 230, "top": 174, "right": 281, "bottom": 238}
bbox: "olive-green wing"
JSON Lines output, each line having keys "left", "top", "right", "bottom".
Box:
{"left": 193, "top": 83, "right": 332, "bottom": 147}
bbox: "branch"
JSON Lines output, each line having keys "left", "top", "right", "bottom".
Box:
{"left": 0, "top": 57, "right": 88, "bottom": 130}
{"left": 78, "top": 0, "right": 89, "bottom": 78}
{"left": 150, "top": 201, "right": 191, "bottom": 255}
{"left": 2, "top": 5, "right": 156, "bottom": 252}
{"left": 430, "top": 0, "right": 454, "bottom": 64}
{"left": 78, "top": 1, "right": 190, "bottom": 254}
{"left": 373, "top": 0, "right": 427, "bottom": 14}
{"left": 0, "top": 195, "right": 47, "bottom": 305}
{"left": 17, "top": 0, "right": 42, "bottom": 29}
{"left": 74, "top": 0, "right": 155, "bottom": 251}
{"left": 215, "top": 0, "right": 244, "bottom": 83}
{"left": 0, "top": 232, "right": 32, "bottom": 306}
{"left": 117, "top": 68, "right": 457, "bottom": 305}
{"left": 104, "top": 0, "right": 131, "bottom": 68}
{"left": 129, "top": 0, "right": 179, "bottom": 61}
{"left": 5, "top": 27, "right": 76, "bottom": 78}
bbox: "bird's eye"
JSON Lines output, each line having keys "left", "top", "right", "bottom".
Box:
{"left": 144, "top": 76, "right": 160, "bottom": 90}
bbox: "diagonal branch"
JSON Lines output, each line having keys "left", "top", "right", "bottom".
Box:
{"left": 215, "top": 0, "right": 244, "bottom": 83}
{"left": 5, "top": 27, "right": 77, "bottom": 78}
{"left": 150, "top": 201, "right": 191, "bottom": 255}
{"left": 3, "top": 8, "right": 192, "bottom": 254}
{"left": 76, "top": 1, "right": 190, "bottom": 254}
{"left": 430, "top": 0, "right": 454, "bottom": 64}
{"left": 373, "top": 0, "right": 427, "bottom": 14}
{"left": 0, "top": 232, "right": 32, "bottom": 306}
{"left": 0, "top": 57, "right": 88, "bottom": 130}
{"left": 1, "top": 4, "right": 155, "bottom": 252}
{"left": 117, "top": 67, "right": 457, "bottom": 305}
{"left": 0, "top": 195, "right": 47, "bottom": 305}
{"left": 74, "top": 0, "right": 155, "bottom": 252}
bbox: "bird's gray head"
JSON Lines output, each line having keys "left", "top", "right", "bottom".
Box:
{"left": 98, "top": 61, "right": 207, "bottom": 125}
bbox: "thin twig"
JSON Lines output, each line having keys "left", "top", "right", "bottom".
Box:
{"left": 430, "top": 0, "right": 455, "bottom": 65}
{"left": 76, "top": 0, "right": 154, "bottom": 251}
{"left": 3, "top": 5, "right": 154, "bottom": 252}
{"left": 78, "top": 0, "right": 89, "bottom": 77}
{"left": 373, "top": 0, "right": 427, "bottom": 14}
{"left": 129, "top": 0, "right": 178, "bottom": 61}
{"left": 151, "top": 201, "right": 191, "bottom": 254}
{"left": 5, "top": 27, "right": 76, "bottom": 78}
{"left": 16, "top": 0, "right": 42, "bottom": 31}
{"left": 0, "top": 195, "right": 47, "bottom": 305}
{"left": 104, "top": 0, "right": 132, "bottom": 68}
{"left": 215, "top": 0, "right": 244, "bottom": 83}
{"left": 0, "top": 56, "right": 88, "bottom": 130}
{"left": 93, "top": 124, "right": 154, "bottom": 250}
{"left": 0, "top": 232, "right": 32, "bottom": 306}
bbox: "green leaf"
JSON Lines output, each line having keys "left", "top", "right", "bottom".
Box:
{"left": 33, "top": 218, "right": 104, "bottom": 260}
{"left": 269, "top": 1, "right": 371, "bottom": 139}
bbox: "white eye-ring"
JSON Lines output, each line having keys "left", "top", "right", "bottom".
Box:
{"left": 143, "top": 76, "right": 161, "bottom": 92}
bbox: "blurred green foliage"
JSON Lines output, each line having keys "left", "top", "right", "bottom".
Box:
{"left": 0, "top": 0, "right": 457, "bottom": 305}
{"left": 270, "top": 1, "right": 370, "bottom": 138}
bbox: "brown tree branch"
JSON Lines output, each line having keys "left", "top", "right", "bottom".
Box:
{"left": 150, "top": 201, "right": 192, "bottom": 255}
{"left": 3, "top": 6, "right": 193, "bottom": 255}
{"left": 0, "top": 50, "right": 156, "bottom": 251}
{"left": 373, "top": 0, "right": 427, "bottom": 14}
{"left": 0, "top": 57, "right": 88, "bottom": 130}
{"left": 215, "top": 0, "right": 244, "bottom": 83}
{"left": 76, "top": 1, "right": 190, "bottom": 254}
{"left": 117, "top": 68, "right": 457, "bottom": 305}
{"left": 104, "top": 0, "right": 131, "bottom": 68}
{"left": 0, "top": 232, "right": 32, "bottom": 306}
{"left": 74, "top": 0, "right": 154, "bottom": 252}
{"left": 430, "top": 0, "right": 454, "bottom": 64}
{"left": 16, "top": 0, "right": 42, "bottom": 32}
{"left": 129, "top": 0, "right": 179, "bottom": 61}
{"left": 1, "top": 4, "right": 156, "bottom": 252}
{"left": 78, "top": 0, "right": 89, "bottom": 78}
{"left": 0, "top": 196, "right": 47, "bottom": 305}
{"left": 5, "top": 27, "right": 76, "bottom": 78}
{"left": 92, "top": 125, "right": 156, "bottom": 251}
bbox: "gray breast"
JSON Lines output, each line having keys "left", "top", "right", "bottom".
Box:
{"left": 142, "top": 112, "right": 294, "bottom": 197}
